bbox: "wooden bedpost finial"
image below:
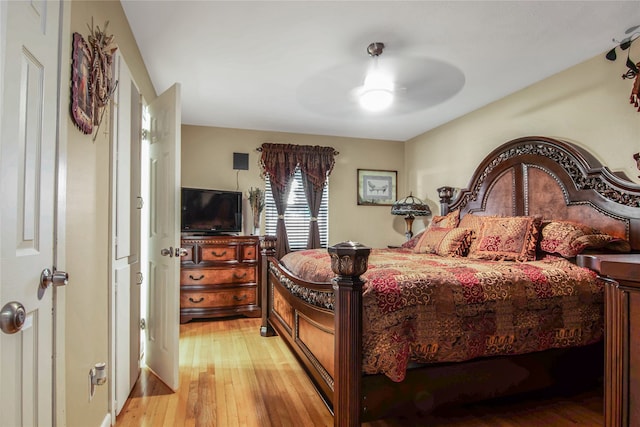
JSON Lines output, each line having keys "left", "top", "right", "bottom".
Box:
{"left": 437, "top": 186, "right": 454, "bottom": 216}
{"left": 259, "top": 235, "right": 277, "bottom": 253}
{"left": 328, "top": 241, "right": 371, "bottom": 277}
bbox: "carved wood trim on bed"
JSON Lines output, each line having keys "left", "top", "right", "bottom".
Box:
{"left": 438, "top": 136, "right": 640, "bottom": 249}
{"left": 260, "top": 136, "right": 640, "bottom": 426}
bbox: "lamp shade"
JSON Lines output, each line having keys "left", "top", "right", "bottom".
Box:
{"left": 391, "top": 193, "right": 431, "bottom": 218}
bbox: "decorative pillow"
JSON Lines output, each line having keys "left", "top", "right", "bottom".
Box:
{"left": 539, "top": 220, "right": 631, "bottom": 257}
{"left": 458, "top": 213, "right": 489, "bottom": 234}
{"left": 457, "top": 213, "right": 492, "bottom": 254}
{"left": 429, "top": 209, "right": 460, "bottom": 229}
{"left": 401, "top": 231, "right": 424, "bottom": 249}
{"left": 413, "top": 227, "right": 472, "bottom": 257}
{"left": 468, "top": 216, "right": 541, "bottom": 262}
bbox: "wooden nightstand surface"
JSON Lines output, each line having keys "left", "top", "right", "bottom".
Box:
{"left": 577, "top": 253, "right": 640, "bottom": 284}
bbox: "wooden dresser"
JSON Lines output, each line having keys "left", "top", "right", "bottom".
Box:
{"left": 577, "top": 253, "right": 640, "bottom": 427}
{"left": 180, "top": 234, "right": 260, "bottom": 323}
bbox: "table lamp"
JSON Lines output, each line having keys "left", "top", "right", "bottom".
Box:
{"left": 391, "top": 193, "right": 431, "bottom": 240}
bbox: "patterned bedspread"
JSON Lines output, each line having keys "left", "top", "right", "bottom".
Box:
{"left": 280, "top": 248, "right": 604, "bottom": 382}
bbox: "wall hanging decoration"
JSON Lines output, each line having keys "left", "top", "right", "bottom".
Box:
{"left": 87, "top": 20, "right": 118, "bottom": 140}
{"left": 70, "top": 32, "right": 93, "bottom": 134}
{"left": 605, "top": 25, "right": 640, "bottom": 111}
{"left": 69, "top": 19, "right": 118, "bottom": 138}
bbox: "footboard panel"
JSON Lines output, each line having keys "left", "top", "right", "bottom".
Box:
{"left": 267, "top": 260, "right": 336, "bottom": 410}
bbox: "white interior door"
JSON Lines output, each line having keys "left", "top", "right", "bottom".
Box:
{"left": 145, "top": 84, "right": 181, "bottom": 390}
{"left": 0, "top": 1, "right": 62, "bottom": 425}
{"left": 111, "top": 51, "right": 143, "bottom": 416}
{"left": 128, "top": 78, "right": 143, "bottom": 395}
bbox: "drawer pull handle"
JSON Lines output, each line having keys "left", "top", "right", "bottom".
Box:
{"left": 233, "top": 295, "right": 247, "bottom": 302}
{"left": 233, "top": 272, "right": 247, "bottom": 279}
{"left": 188, "top": 297, "right": 205, "bottom": 304}
{"left": 189, "top": 274, "right": 205, "bottom": 281}
{"left": 211, "top": 250, "right": 227, "bottom": 257}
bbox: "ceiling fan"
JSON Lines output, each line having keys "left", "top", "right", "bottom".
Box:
{"left": 297, "top": 41, "right": 465, "bottom": 117}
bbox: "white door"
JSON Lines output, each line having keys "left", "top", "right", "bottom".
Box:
{"left": 111, "top": 51, "right": 143, "bottom": 415}
{"left": 0, "top": 1, "right": 62, "bottom": 425}
{"left": 145, "top": 84, "right": 181, "bottom": 390}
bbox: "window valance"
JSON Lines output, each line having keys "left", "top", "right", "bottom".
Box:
{"left": 258, "top": 143, "right": 338, "bottom": 191}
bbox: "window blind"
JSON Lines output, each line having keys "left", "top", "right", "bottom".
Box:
{"left": 264, "top": 170, "right": 329, "bottom": 250}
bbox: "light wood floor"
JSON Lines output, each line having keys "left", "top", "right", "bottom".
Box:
{"left": 116, "top": 317, "right": 603, "bottom": 427}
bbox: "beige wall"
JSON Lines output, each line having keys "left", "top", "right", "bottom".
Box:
{"left": 181, "top": 126, "right": 406, "bottom": 248}
{"left": 405, "top": 49, "right": 640, "bottom": 235}
{"left": 65, "top": 1, "right": 155, "bottom": 426}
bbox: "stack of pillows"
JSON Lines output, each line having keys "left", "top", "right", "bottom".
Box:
{"left": 402, "top": 209, "right": 631, "bottom": 261}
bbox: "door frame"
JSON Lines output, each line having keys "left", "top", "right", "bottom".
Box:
{"left": 54, "top": 3, "right": 71, "bottom": 426}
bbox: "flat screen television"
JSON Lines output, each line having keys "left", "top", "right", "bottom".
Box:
{"left": 181, "top": 187, "right": 242, "bottom": 234}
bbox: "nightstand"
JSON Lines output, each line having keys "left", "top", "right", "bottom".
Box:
{"left": 577, "top": 253, "right": 640, "bottom": 427}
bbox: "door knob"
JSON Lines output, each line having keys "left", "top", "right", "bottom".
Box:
{"left": 40, "top": 268, "right": 69, "bottom": 291}
{"left": 160, "top": 247, "right": 174, "bottom": 257}
{"left": 0, "top": 301, "right": 26, "bottom": 334}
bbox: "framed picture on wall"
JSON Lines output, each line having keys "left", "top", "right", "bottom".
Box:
{"left": 357, "top": 169, "right": 397, "bottom": 206}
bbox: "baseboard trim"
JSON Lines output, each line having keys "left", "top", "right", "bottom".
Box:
{"left": 100, "top": 413, "right": 111, "bottom": 427}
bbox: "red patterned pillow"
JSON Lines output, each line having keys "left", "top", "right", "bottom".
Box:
{"left": 540, "top": 220, "right": 631, "bottom": 257}
{"left": 413, "top": 227, "right": 472, "bottom": 257}
{"left": 401, "top": 231, "right": 424, "bottom": 249}
{"left": 429, "top": 209, "right": 460, "bottom": 229}
{"left": 468, "top": 216, "right": 541, "bottom": 262}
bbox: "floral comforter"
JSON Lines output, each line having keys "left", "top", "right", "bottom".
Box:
{"left": 280, "top": 248, "right": 604, "bottom": 382}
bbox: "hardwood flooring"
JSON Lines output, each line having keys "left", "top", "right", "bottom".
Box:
{"left": 116, "top": 317, "right": 603, "bottom": 426}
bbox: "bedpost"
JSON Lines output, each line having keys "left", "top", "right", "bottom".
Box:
{"left": 328, "top": 241, "right": 371, "bottom": 427}
{"left": 438, "top": 186, "right": 454, "bottom": 216}
{"left": 259, "top": 235, "right": 277, "bottom": 337}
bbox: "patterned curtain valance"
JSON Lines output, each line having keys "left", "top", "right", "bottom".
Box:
{"left": 258, "top": 143, "right": 338, "bottom": 190}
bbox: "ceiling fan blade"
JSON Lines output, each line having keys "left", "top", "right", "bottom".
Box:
{"left": 297, "top": 56, "right": 465, "bottom": 117}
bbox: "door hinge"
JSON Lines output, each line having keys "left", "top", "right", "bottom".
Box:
{"left": 140, "top": 318, "right": 146, "bottom": 330}
{"left": 136, "top": 196, "right": 144, "bottom": 209}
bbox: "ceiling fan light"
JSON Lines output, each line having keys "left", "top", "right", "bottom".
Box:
{"left": 359, "top": 88, "right": 393, "bottom": 112}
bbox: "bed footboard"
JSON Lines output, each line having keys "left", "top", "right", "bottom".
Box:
{"left": 260, "top": 238, "right": 371, "bottom": 426}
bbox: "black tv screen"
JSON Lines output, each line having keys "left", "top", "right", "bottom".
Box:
{"left": 181, "top": 187, "right": 242, "bottom": 234}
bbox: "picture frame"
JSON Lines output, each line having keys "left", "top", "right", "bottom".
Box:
{"left": 357, "top": 169, "right": 397, "bottom": 206}
{"left": 70, "top": 32, "right": 93, "bottom": 134}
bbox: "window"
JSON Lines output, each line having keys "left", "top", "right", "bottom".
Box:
{"left": 264, "top": 170, "right": 329, "bottom": 250}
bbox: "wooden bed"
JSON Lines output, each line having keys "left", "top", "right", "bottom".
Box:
{"left": 258, "top": 136, "right": 640, "bottom": 426}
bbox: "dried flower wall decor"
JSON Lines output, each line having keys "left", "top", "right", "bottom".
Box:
{"left": 70, "top": 32, "right": 93, "bottom": 134}
{"left": 247, "top": 187, "right": 265, "bottom": 235}
{"left": 69, "top": 19, "right": 118, "bottom": 138}
{"left": 88, "top": 20, "right": 117, "bottom": 130}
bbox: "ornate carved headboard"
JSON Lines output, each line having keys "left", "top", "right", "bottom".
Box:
{"left": 438, "top": 136, "right": 640, "bottom": 250}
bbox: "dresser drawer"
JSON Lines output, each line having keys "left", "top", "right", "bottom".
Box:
{"left": 241, "top": 244, "right": 257, "bottom": 261}
{"left": 181, "top": 288, "right": 257, "bottom": 308}
{"left": 180, "top": 266, "right": 256, "bottom": 285}
{"left": 200, "top": 244, "right": 237, "bottom": 262}
{"left": 180, "top": 243, "right": 196, "bottom": 263}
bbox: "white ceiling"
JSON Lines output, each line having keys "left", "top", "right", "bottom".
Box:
{"left": 121, "top": 1, "right": 640, "bottom": 141}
